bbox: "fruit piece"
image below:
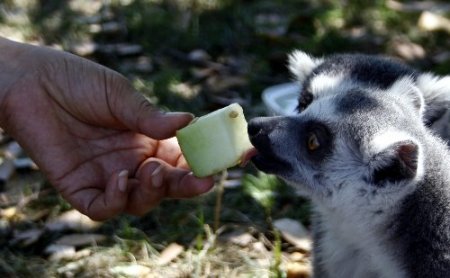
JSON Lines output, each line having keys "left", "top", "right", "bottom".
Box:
{"left": 176, "top": 103, "right": 253, "bottom": 177}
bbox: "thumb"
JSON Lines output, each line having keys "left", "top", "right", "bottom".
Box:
{"left": 111, "top": 79, "right": 194, "bottom": 139}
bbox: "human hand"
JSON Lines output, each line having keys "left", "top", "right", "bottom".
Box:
{"left": 0, "top": 38, "right": 214, "bottom": 220}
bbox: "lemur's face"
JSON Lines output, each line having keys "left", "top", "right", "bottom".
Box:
{"left": 249, "top": 51, "right": 427, "bottom": 211}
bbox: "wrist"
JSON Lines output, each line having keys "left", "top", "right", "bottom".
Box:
{"left": 0, "top": 37, "right": 39, "bottom": 128}
{"left": 0, "top": 37, "right": 29, "bottom": 90}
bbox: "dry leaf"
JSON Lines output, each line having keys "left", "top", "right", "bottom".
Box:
{"left": 206, "top": 75, "right": 248, "bottom": 93}
{"left": 188, "top": 49, "right": 211, "bottom": 63}
{"left": 228, "top": 232, "right": 255, "bottom": 247}
{"left": 251, "top": 242, "right": 268, "bottom": 254}
{"left": 387, "top": 0, "right": 450, "bottom": 13}
{"left": 0, "top": 159, "right": 15, "bottom": 184}
{"left": 418, "top": 11, "right": 450, "bottom": 33}
{"left": 273, "top": 218, "right": 312, "bottom": 252}
{"left": 158, "top": 242, "right": 184, "bottom": 265}
{"left": 45, "top": 244, "right": 76, "bottom": 261}
{"left": 286, "top": 262, "right": 312, "bottom": 278}
{"left": 54, "top": 233, "right": 106, "bottom": 247}
{"left": 116, "top": 43, "right": 143, "bottom": 56}
{"left": 12, "top": 228, "right": 44, "bottom": 246}
{"left": 110, "top": 264, "right": 151, "bottom": 276}
{"left": 0, "top": 206, "right": 25, "bottom": 221}
{"left": 289, "top": 252, "right": 307, "bottom": 262}
{"left": 70, "top": 42, "right": 97, "bottom": 56}
{"left": 390, "top": 39, "right": 425, "bottom": 60}
{"left": 46, "top": 209, "right": 102, "bottom": 232}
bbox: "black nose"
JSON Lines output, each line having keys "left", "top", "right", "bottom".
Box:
{"left": 248, "top": 116, "right": 282, "bottom": 137}
{"left": 248, "top": 118, "right": 263, "bottom": 137}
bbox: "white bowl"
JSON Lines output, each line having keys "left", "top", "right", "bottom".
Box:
{"left": 262, "top": 82, "right": 301, "bottom": 116}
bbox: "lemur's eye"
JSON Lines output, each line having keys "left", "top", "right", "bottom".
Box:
{"left": 307, "top": 133, "right": 320, "bottom": 151}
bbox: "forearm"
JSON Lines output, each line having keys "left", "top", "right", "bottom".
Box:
{"left": 0, "top": 37, "right": 38, "bottom": 128}
{"left": 0, "top": 37, "right": 31, "bottom": 93}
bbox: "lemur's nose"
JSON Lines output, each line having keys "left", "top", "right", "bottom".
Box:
{"left": 248, "top": 116, "right": 282, "bottom": 137}
{"left": 248, "top": 118, "right": 263, "bottom": 137}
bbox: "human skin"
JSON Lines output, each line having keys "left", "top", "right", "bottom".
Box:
{"left": 0, "top": 37, "right": 214, "bottom": 221}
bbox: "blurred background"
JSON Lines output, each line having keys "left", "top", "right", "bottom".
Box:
{"left": 0, "top": 0, "right": 449, "bottom": 277}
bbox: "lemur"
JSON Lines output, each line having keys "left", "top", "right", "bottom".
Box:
{"left": 248, "top": 51, "right": 450, "bottom": 277}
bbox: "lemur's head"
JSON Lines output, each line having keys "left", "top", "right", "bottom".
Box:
{"left": 248, "top": 51, "right": 447, "bottom": 212}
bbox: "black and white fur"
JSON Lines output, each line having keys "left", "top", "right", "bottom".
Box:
{"left": 288, "top": 51, "right": 450, "bottom": 143}
{"left": 248, "top": 51, "right": 450, "bottom": 277}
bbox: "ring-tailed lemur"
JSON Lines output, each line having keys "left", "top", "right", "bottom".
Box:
{"left": 248, "top": 51, "right": 450, "bottom": 277}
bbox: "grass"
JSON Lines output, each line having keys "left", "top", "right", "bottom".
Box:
{"left": 1, "top": 0, "right": 449, "bottom": 276}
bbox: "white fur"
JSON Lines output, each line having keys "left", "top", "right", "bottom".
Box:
{"left": 370, "top": 129, "right": 424, "bottom": 183}
{"left": 386, "top": 76, "right": 425, "bottom": 117}
{"left": 278, "top": 51, "right": 450, "bottom": 278}
{"left": 370, "top": 129, "right": 415, "bottom": 154}
{"left": 315, "top": 204, "right": 407, "bottom": 278}
{"left": 309, "top": 74, "right": 346, "bottom": 97}
{"left": 308, "top": 133, "right": 413, "bottom": 278}
{"left": 288, "top": 50, "right": 323, "bottom": 83}
{"left": 417, "top": 73, "right": 450, "bottom": 103}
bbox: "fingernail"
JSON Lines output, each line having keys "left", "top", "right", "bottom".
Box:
{"left": 165, "top": 112, "right": 195, "bottom": 118}
{"left": 118, "top": 170, "right": 128, "bottom": 192}
{"left": 151, "top": 163, "right": 164, "bottom": 188}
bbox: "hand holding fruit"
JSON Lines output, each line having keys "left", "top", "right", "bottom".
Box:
{"left": 0, "top": 37, "right": 214, "bottom": 221}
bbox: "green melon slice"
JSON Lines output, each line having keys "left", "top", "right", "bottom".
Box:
{"left": 176, "top": 103, "right": 253, "bottom": 177}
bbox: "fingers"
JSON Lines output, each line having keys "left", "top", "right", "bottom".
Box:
{"left": 124, "top": 161, "right": 166, "bottom": 215}
{"left": 147, "top": 158, "right": 214, "bottom": 198}
{"left": 154, "top": 137, "right": 189, "bottom": 168}
{"left": 125, "top": 158, "right": 214, "bottom": 215}
{"left": 69, "top": 170, "right": 131, "bottom": 221}
{"left": 111, "top": 84, "right": 194, "bottom": 139}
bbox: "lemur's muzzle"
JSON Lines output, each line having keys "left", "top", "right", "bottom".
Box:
{"left": 247, "top": 117, "right": 291, "bottom": 174}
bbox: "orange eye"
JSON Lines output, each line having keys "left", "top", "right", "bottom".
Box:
{"left": 307, "top": 133, "right": 320, "bottom": 151}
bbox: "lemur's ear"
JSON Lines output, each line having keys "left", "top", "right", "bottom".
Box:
{"left": 288, "top": 50, "right": 323, "bottom": 83}
{"left": 387, "top": 77, "right": 425, "bottom": 117}
{"left": 416, "top": 73, "right": 450, "bottom": 127}
{"left": 369, "top": 131, "right": 423, "bottom": 186}
{"left": 370, "top": 133, "right": 422, "bottom": 185}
